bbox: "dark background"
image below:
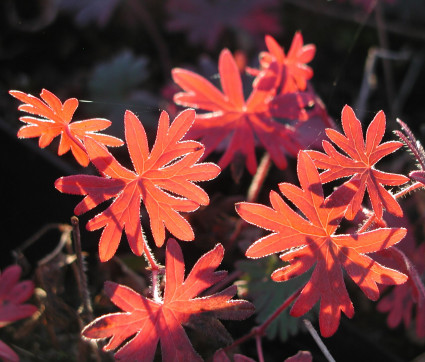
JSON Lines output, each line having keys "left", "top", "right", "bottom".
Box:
{"left": 1, "top": 0, "right": 425, "bottom": 361}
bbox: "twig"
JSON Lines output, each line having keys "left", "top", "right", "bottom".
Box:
{"left": 71, "top": 216, "right": 94, "bottom": 320}
{"left": 282, "top": 0, "right": 425, "bottom": 41}
{"left": 128, "top": 0, "right": 171, "bottom": 78}
{"left": 393, "top": 50, "right": 425, "bottom": 116}
{"left": 303, "top": 319, "right": 336, "bottom": 362}
{"left": 12, "top": 223, "right": 72, "bottom": 269}
{"left": 375, "top": 1, "right": 396, "bottom": 121}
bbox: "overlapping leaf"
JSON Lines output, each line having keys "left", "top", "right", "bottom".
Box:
{"left": 251, "top": 32, "right": 316, "bottom": 93}
{"left": 0, "top": 265, "right": 37, "bottom": 362}
{"left": 173, "top": 48, "right": 313, "bottom": 174}
{"left": 82, "top": 239, "right": 255, "bottom": 361}
{"left": 10, "top": 89, "right": 123, "bottom": 166}
{"left": 307, "top": 105, "right": 409, "bottom": 220}
{"left": 377, "top": 243, "right": 425, "bottom": 338}
{"left": 55, "top": 109, "right": 220, "bottom": 261}
{"left": 236, "top": 151, "right": 408, "bottom": 337}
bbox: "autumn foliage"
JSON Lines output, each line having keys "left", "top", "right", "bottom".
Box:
{"left": 7, "top": 25, "right": 425, "bottom": 362}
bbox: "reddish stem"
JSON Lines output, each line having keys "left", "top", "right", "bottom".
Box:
{"left": 229, "top": 153, "right": 272, "bottom": 246}
{"left": 255, "top": 334, "right": 265, "bottom": 362}
{"left": 144, "top": 242, "right": 160, "bottom": 271}
{"left": 222, "top": 285, "right": 303, "bottom": 353}
{"left": 358, "top": 181, "right": 423, "bottom": 233}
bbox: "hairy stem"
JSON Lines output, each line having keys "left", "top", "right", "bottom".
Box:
{"left": 358, "top": 181, "right": 423, "bottom": 233}
{"left": 144, "top": 242, "right": 160, "bottom": 271}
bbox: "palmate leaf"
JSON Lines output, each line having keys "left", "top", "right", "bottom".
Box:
{"left": 55, "top": 109, "right": 220, "bottom": 261}
{"left": 0, "top": 265, "right": 37, "bottom": 362}
{"left": 173, "top": 48, "right": 313, "bottom": 175}
{"left": 307, "top": 105, "right": 409, "bottom": 220}
{"left": 9, "top": 89, "right": 123, "bottom": 166}
{"left": 82, "top": 239, "right": 255, "bottom": 361}
{"left": 236, "top": 151, "right": 408, "bottom": 337}
{"left": 251, "top": 32, "right": 316, "bottom": 93}
{"left": 377, "top": 243, "right": 425, "bottom": 338}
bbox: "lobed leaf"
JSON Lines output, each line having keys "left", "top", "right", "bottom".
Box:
{"left": 10, "top": 89, "right": 123, "bottom": 166}
{"left": 56, "top": 109, "right": 220, "bottom": 261}
{"left": 236, "top": 151, "right": 407, "bottom": 337}
{"left": 82, "top": 239, "right": 254, "bottom": 361}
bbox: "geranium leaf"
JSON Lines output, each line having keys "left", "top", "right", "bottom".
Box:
{"left": 55, "top": 109, "right": 220, "bottom": 261}
{"left": 82, "top": 239, "right": 255, "bottom": 361}
{"left": 10, "top": 89, "right": 123, "bottom": 166}
{"left": 173, "top": 49, "right": 307, "bottom": 174}
{"left": 236, "top": 151, "right": 408, "bottom": 337}
{"left": 307, "top": 105, "right": 409, "bottom": 220}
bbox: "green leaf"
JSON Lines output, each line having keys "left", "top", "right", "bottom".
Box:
{"left": 237, "top": 255, "right": 313, "bottom": 341}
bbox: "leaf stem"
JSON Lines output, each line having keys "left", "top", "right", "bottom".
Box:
{"left": 255, "top": 333, "right": 265, "bottom": 362}
{"left": 151, "top": 268, "right": 161, "bottom": 303}
{"left": 247, "top": 153, "right": 272, "bottom": 203}
{"left": 144, "top": 242, "right": 160, "bottom": 271}
{"left": 358, "top": 181, "right": 423, "bottom": 233}
{"left": 222, "top": 285, "right": 303, "bottom": 353}
{"left": 229, "top": 152, "right": 272, "bottom": 246}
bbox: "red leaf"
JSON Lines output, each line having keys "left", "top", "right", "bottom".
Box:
{"left": 0, "top": 265, "right": 37, "bottom": 328}
{"left": 82, "top": 239, "right": 254, "bottom": 361}
{"left": 0, "top": 265, "right": 37, "bottom": 362}
{"left": 9, "top": 89, "right": 123, "bottom": 167}
{"left": 173, "top": 49, "right": 304, "bottom": 174}
{"left": 284, "top": 351, "right": 313, "bottom": 362}
{"left": 307, "top": 105, "right": 409, "bottom": 220}
{"left": 236, "top": 151, "right": 408, "bottom": 337}
{"left": 55, "top": 109, "right": 220, "bottom": 261}
{"left": 0, "top": 339, "right": 19, "bottom": 362}
{"left": 377, "top": 243, "right": 425, "bottom": 338}
{"left": 254, "top": 32, "right": 316, "bottom": 93}
{"left": 213, "top": 349, "right": 256, "bottom": 362}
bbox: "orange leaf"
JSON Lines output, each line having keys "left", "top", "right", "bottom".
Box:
{"left": 172, "top": 49, "right": 310, "bottom": 174}
{"left": 55, "top": 109, "right": 220, "bottom": 261}
{"left": 82, "top": 239, "right": 254, "bottom": 361}
{"left": 10, "top": 89, "right": 123, "bottom": 166}
{"left": 236, "top": 151, "right": 407, "bottom": 337}
{"left": 307, "top": 105, "right": 409, "bottom": 220}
